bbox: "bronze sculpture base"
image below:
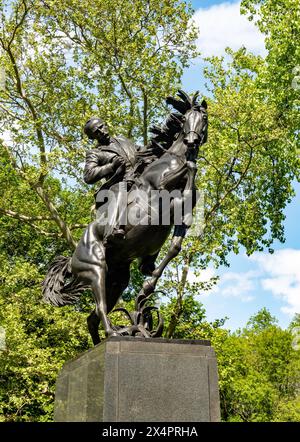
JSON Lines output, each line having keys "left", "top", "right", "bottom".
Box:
{"left": 54, "top": 337, "right": 220, "bottom": 422}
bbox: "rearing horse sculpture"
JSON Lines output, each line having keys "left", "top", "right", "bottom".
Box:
{"left": 43, "top": 91, "right": 208, "bottom": 344}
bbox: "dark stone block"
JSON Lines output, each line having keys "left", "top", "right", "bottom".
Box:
{"left": 54, "top": 337, "right": 220, "bottom": 422}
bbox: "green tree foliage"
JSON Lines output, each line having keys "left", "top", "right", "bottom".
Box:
{"left": 36, "top": 0, "right": 198, "bottom": 143}
{"left": 163, "top": 300, "right": 300, "bottom": 422}
{"left": 155, "top": 44, "right": 299, "bottom": 336}
{"left": 0, "top": 143, "right": 92, "bottom": 421}
{"left": 245, "top": 307, "right": 278, "bottom": 332}
{"left": 0, "top": 256, "right": 91, "bottom": 421}
{"left": 199, "top": 44, "right": 299, "bottom": 264}
{"left": 161, "top": 294, "right": 226, "bottom": 340}
{"left": 241, "top": 0, "right": 300, "bottom": 138}
{"left": 213, "top": 309, "right": 300, "bottom": 422}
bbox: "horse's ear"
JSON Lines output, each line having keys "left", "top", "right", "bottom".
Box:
{"left": 192, "top": 91, "right": 200, "bottom": 104}
{"left": 201, "top": 99, "right": 208, "bottom": 109}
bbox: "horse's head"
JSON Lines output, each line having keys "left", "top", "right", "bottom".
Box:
{"left": 166, "top": 90, "right": 208, "bottom": 150}
{"left": 183, "top": 101, "right": 208, "bottom": 148}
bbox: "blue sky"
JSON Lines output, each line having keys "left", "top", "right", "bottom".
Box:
{"left": 181, "top": 0, "right": 300, "bottom": 331}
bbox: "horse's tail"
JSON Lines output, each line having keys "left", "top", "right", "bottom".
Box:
{"left": 42, "top": 255, "right": 89, "bottom": 306}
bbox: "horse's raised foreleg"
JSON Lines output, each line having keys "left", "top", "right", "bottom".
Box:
{"left": 137, "top": 162, "right": 197, "bottom": 304}
{"left": 137, "top": 225, "right": 187, "bottom": 301}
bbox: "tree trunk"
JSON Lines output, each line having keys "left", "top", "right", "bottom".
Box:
{"left": 165, "top": 262, "right": 189, "bottom": 338}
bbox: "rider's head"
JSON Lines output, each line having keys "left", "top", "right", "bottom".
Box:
{"left": 84, "top": 117, "right": 110, "bottom": 144}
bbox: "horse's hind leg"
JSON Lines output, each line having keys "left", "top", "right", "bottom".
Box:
{"left": 87, "top": 263, "right": 130, "bottom": 344}
{"left": 89, "top": 242, "right": 118, "bottom": 338}
{"left": 72, "top": 222, "right": 117, "bottom": 341}
{"left": 87, "top": 310, "right": 101, "bottom": 345}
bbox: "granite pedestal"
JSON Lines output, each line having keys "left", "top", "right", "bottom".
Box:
{"left": 54, "top": 337, "right": 220, "bottom": 422}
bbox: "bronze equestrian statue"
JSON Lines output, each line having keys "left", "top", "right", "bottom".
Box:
{"left": 42, "top": 90, "right": 208, "bottom": 345}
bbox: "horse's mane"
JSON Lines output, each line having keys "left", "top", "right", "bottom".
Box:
{"left": 165, "top": 89, "right": 201, "bottom": 114}
{"left": 148, "top": 90, "right": 201, "bottom": 152}
{"left": 135, "top": 90, "right": 202, "bottom": 171}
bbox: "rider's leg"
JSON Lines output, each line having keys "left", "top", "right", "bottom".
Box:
{"left": 104, "top": 181, "right": 128, "bottom": 243}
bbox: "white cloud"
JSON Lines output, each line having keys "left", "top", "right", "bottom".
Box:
{"left": 193, "top": 1, "right": 266, "bottom": 57}
{"left": 251, "top": 249, "right": 300, "bottom": 316}
{"left": 0, "top": 123, "right": 21, "bottom": 147}
{"left": 186, "top": 248, "right": 300, "bottom": 315}
{"left": 189, "top": 267, "right": 256, "bottom": 302}
{"left": 187, "top": 267, "right": 216, "bottom": 284}
{"left": 214, "top": 270, "right": 257, "bottom": 302}
{"left": 0, "top": 129, "right": 13, "bottom": 145}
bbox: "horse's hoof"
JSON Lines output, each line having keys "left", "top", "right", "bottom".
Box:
{"left": 107, "top": 330, "right": 119, "bottom": 338}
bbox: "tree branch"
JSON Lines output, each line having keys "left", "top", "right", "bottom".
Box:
{"left": 0, "top": 208, "right": 60, "bottom": 237}
{"left": 70, "top": 223, "right": 88, "bottom": 230}
{"left": 34, "top": 184, "right": 77, "bottom": 249}
{"left": 1, "top": 141, "right": 77, "bottom": 249}
{"left": 142, "top": 88, "right": 148, "bottom": 146}
{"left": 5, "top": 27, "right": 48, "bottom": 185}
{"left": 0, "top": 208, "right": 53, "bottom": 222}
{"left": 165, "top": 255, "right": 191, "bottom": 338}
{"left": 8, "top": 0, "right": 29, "bottom": 49}
{"left": 205, "top": 142, "right": 254, "bottom": 223}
